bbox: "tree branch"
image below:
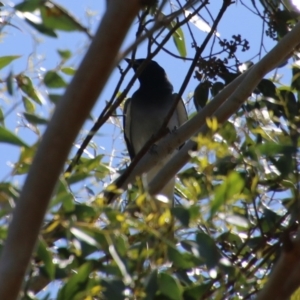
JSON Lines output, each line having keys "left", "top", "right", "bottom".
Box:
{"left": 0, "top": 1, "right": 141, "bottom": 299}
{"left": 148, "top": 21, "right": 300, "bottom": 195}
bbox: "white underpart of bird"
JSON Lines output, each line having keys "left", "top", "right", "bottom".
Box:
{"left": 123, "top": 59, "right": 187, "bottom": 204}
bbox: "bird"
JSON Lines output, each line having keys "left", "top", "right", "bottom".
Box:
{"left": 123, "top": 58, "right": 188, "bottom": 203}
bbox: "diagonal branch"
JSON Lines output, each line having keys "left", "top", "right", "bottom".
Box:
{"left": 0, "top": 1, "right": 141, "bottom": 299}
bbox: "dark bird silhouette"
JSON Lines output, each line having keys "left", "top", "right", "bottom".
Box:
{"left": 123, "top": 59, "right": 187, "bottom": 202}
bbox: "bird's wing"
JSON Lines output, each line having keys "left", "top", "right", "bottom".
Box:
{"left": 123, "top": 98, "right": 136, "bottom": 160}
{"left": 173, "top": 93, "right": 188, "bottom": 126}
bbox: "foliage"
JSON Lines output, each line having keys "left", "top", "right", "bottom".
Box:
{"left": 0, "top": 0, "right": 300, "bottom": 299}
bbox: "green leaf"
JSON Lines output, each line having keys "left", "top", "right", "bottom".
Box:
{"left": 48, "top": 94, "right": 62, "bottom": 104}
{"left": 6, "top": 71, "right": 14, "bottom": 95}
{"left": 0, "top": 126, "right": 29, "bottom": 147}
{"left": 70, "top": 225, "right": 108, "bottom": 250}
{"left": 196, "top": 232, "right": 221, "bottom": 269}
{"left": 211, "top": 81, "right": 225, "bottom": 97}
{"left": 57, "top": 262, "right": 92, "bottom": 300}
{"left": 168, "top": 21, "right": 187, "bottom": 58}
{"left": 57, "top": 49, "right": 72, "bottom": 60}
{"left": 210, "top": 172, "right": 244, "bottom": 216}
{"left": 23, "top": 112, "right": 48, "bottom": 125}
{"left": 17, "top": 74, "right": 43, "bottom": 104}
{"left": 15, "top": 0, "right": 41, "bottom": 12}
{"left": 0, "top": 55, "right": 20, "bottom": 70}
{"left": 101, "top": 279, "right": 125, "bottom": 300}
{"left": 36, "top": 239, "right": 55, "bottom": 280}
{"left": 24, "top": 17, "right": 57, "bottom": 37}
{"left": 172, "top": 207, "right": 190, "bottom": 227}
{"left": 61, "top": 67, "right": 76, "bottom": 75}
{"left": 193, "top": 81, "right": 210, "bottom": 110}
{"left": 40, "top": 3, "right": 86, "bottom": 32}
{"left": 218, "top": 121, "right": 237, "bottom": 144}
{"left": 44, "top": 71, "right": 67, "bottom": 88}
{"left": 257, "top": 143, "right": 295, "bottom": 157}
{"left": 213, "top": 155, "right": 238, "bottom": 176}
{"left": 257, "top": 79, "right": 277, "bottom": 98}
{"left": 70, "top": 227, "right": 99, "bottom": 247}
{"left": 292, "top": 66, "right": 300, "bottom": 91}
{"left": 22, "top": 96, "right": 35, "bottom": 113}
{"left": 51, "top": 180, "right": 74, "bottom": 212}
{"left": 168, "top": 246, "right": 200, "bottom": 269}
{"left": 183, "top": 283, "right": 212, "bottom": 299}
{"left": 144, "top": 270, "right": 158, "bottom": 300}
{"left": 14, "top": 145, "right": 36, "bottom": 175}
{"left": 158, "top": 272, "right": 182, "bottom": 300}
{"left": 0, "top": 108, "right": 4, "bottom": 126}
{"left": 71, "top": 204, "right": 97, "bottom": 222}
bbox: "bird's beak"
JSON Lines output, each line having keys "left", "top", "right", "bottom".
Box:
{"left": 125, "top": 58, "right": 140, "bottom": 71}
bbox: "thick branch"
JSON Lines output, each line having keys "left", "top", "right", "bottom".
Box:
{"left": 0, "top": 1, "right": 140, "bottom": 299}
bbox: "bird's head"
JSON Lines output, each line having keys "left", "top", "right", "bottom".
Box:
{"left": 125, "top": 58, "right": 172, "bottom": 92}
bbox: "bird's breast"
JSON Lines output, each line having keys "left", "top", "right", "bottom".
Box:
{"left": 130, "top": 96, "right": 179, "bottom": 154}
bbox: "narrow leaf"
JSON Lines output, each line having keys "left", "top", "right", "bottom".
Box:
{"left": 37, "top": 239, "right": 55, "bottom": 280}
{"left": 0, "top": 126, "right": 29, "bottom": 147}
{"left": 168, "top": 21, "right": 187, "bottom": 58}
{"left": 16, "top": 74, "right": 43, "bottom": 104}
{"left": 61, "top": 67, "right": 76, "bottom": 75}
{"left": 0, "top": 56, "right": 20, "bottom": 70}
{"left": 22, "top": 96, "right": 35, "bottom": 113}
{"left": 15, "top": 0, "right": 41, "bottom": 12}
{"left": 40, "top": 3, "right": 87, "bottom": 32}
{"left": 23, "top": 112, "right": 48, "bottom": 124}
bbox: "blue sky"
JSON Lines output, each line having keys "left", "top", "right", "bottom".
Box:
{"left": 0, "top": 0, "right": 282, "bottom": 186}
{"left": 1, "top": 1, "right": 298, "bottom": 298}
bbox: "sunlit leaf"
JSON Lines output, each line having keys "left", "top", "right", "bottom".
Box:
{"left": 16, "top": 74, "right": 43, "bottom": 104}
{"left": 210, "top": 172, "right": 244, "bottom": 216}
{"left": 22, "top": 96, "right": 35, "bottom": 113}
{"left": 168, "top": 21, "right": 187, "bottom": 58}
{"left": 0, "top": 55, "right": 20, "bottom": 70}
{"left": 184, "top": 9, "right": 220, "bottom": 36}
{"left": 61, "top": 67, "right": 76, "bottom": 75}
{"left": 41, "top": 2, "right": 87, "bottom": 32}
